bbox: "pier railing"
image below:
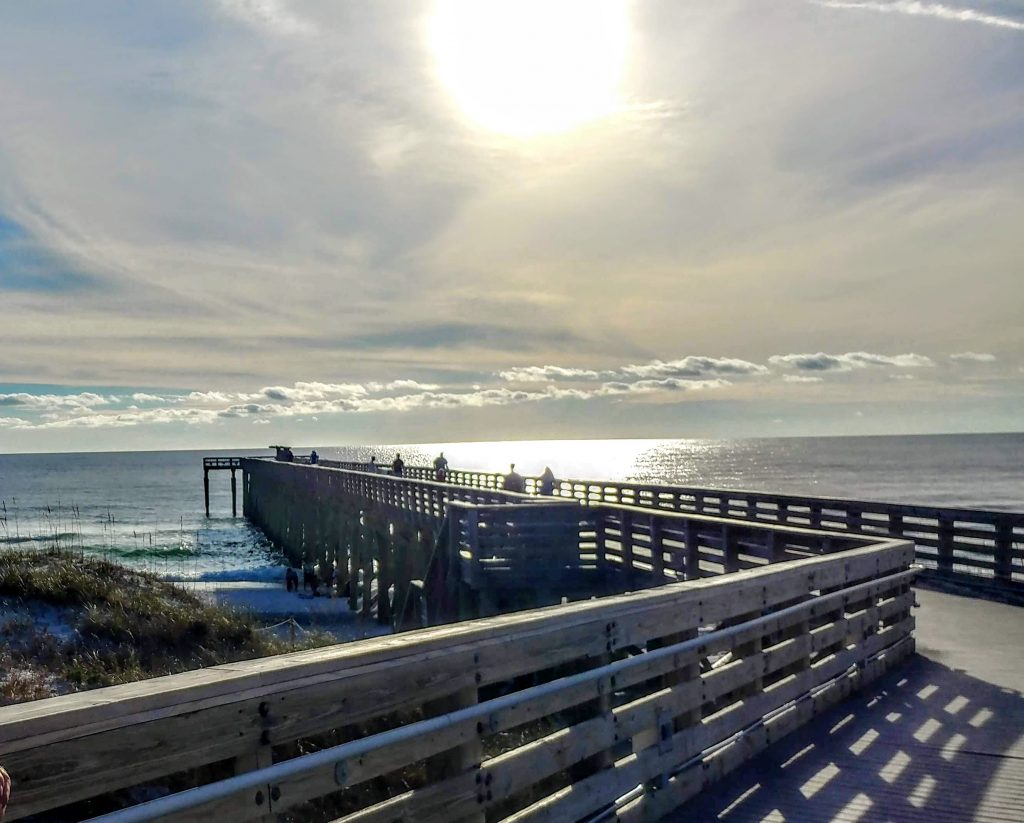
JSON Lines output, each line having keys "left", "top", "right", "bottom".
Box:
{"left": 0, "top": 530, "right": 915, "bottom": 822}
{"left": 245, "top": 458, "right": 541, "bottom": 530}
{"left": 555, "top": 478, "right": 1023, "bottom": 587}
{"left": 328, "top": 461, "right": 1022, "bottom": 588}
{"left": 241, "top": 460, "right": 876, "bottom": 627}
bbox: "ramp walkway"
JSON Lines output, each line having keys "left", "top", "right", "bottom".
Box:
{"left": 658, "top": 587, "right": 1024, "bottom": 823}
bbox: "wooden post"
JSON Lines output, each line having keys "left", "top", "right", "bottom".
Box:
{"left": 377, "top": 530, "right": 392, "bottom": 625}
{"left": 230, "top": 468, "right": 237, "bottom": 518}
{"left": 634, "top": 625, "right": 698, "bottom": 791}
{"left": 938, "top": 513, "right": 954, "bottom": 575}
{"left": 594, "top": 513, "right": 608, "bottom": 586}
{"left": 733, "top": 608, "right": 763, "bottom": 699}
{"left": 994, "top": 521, "right": 1012, "bottom": 584}
{"left": 620, "top": 510, "right": 635, "bottom": 585}
{"left": 348, "top": 518, "right": 360, "bottom": 612}
{"left": 424, "top": 686, "right": 485, "bottom": 823}
{"left": 722, "top": 524, "right": 739, "bottom": 574}
{"left": 391, "top": 529, "right": 410, "bottom": 630}
{"left": 684, "top": 520, "right": 700, "bottom": 580}
{"left": 361, "top": 524, "right": 374, "bottom": 619}
{"left": 232, "top": 744, "right": 274, "bottom": 822}
{"left": 465, "top": 507, "right": 479, "bottom": 590}
{"left": 649, "top": 515, "right": 664, "bottom": 582}
{"left": 203, "top": 468, "right": 210, "bottom": 518}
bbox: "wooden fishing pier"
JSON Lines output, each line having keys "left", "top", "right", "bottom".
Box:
{"left": 0, "top": 455, "right": 1020, "bottom": 822}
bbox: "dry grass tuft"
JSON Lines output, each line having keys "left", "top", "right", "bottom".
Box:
{"left": 0, "top": 549, "right": 332, "bottom": 700}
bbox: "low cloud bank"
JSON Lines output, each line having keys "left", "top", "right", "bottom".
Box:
{"left": 0, "top": 349, "right": 1004, "bottom": 431}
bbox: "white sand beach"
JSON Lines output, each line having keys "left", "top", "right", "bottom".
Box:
{"left": 191, "top": 580, "right": 393, "bottom": 643}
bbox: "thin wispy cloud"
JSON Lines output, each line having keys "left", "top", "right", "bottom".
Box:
{"left": 768, "top": 352, "right": 935, "bottom": 371}
{"left": 499, "top": 366, "right": 602, "bottom": 383}
{"left": 0, "top": 392, "right": 113, "bottom": 411}
{"left": 816, "top": 1, "right": 1024, "bottom": 31}
{"left": 950, "top": 351, "right": 997, "bottom": 362}
{"left": 217, "top": 0, "right": 315, "bottom": 36}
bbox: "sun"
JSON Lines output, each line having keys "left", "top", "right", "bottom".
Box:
{"left": 428, "top": 0, "right": 629, "bottom": 138}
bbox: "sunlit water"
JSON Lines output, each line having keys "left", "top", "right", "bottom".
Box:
{"left": 1, "top": 434, "right": 1021, "bottom": 582}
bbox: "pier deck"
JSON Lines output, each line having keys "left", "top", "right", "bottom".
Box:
{"left": 0, "top": 458, "right": 1019, "bottom": 822}
{"left": 659, "top": 587, "right": 1024, "bottom": 823}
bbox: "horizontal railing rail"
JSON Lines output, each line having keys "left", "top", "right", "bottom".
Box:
{"left": 316, "top": 460, "right": 1022, "bottom": 587}
{"left": 241, "top": 460, "right": 879, "bottom": 626}
{"left": 203, "top": 456, "right": 242, "bottom": 469}
{"left": 0, "top": 530, "right": 915, "bottom": 822}
{"left": 554, "top": 478, "right": 1023, "bottom": 586}
{"left": 245, "top": 458, "right": 541, "bottom": 525}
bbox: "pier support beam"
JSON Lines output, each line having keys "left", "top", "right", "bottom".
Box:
{"left": 230, "top": 468, "right": 237, "bottom": 518}
{"left": 204, "top": 468, "right": 210, "bottom": 518}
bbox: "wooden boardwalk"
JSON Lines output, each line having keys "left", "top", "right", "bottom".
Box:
{"left": 657, "top": 587, "right": 1024, "bottom": 823}
{"left": 3, "top": 457, "right": 1017, "bottom": 822}
{"left": 323, "top": 458, "right": 1024, "bottom": 592}
{"left": 0, "top": 507, "right": 919, "bottom": 822}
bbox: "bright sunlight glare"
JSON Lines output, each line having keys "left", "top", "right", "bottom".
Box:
{"left": 429, "top": 0, "right": 629, "bottom": 138}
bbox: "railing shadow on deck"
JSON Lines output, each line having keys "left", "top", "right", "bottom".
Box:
{"left": 0, "top": 536, "right": 917, "bottom": 823}
{"left": 657, "top": 654, "right": 1024, "bottom": 823}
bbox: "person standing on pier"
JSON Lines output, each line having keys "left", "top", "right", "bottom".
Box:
{"left": 503, "top": 463, "right": 525, "bottom": 493}
{"left": 309, "top": 449, "right": 319, "bottom": 465}
{"left": 539, "top": 466, "right": 557, "bottom": 496}
{"left": 433, "top": 451, "right": 448, "bottom": 481}
{"left": 392, "top": 453, "right": 405, "bottom": 476}
{"left": 368, "top": 455, "right": 378, "bottom": 473}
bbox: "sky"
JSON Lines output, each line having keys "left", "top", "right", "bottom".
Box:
{"left": 0, "top": 0, "right": 1022, "bottom": 453}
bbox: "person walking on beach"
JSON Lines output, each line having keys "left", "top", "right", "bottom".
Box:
{"left": 539, "top": 466, "right": 557, "bottom": 496}
{"left": 433, "top": 452, "right": 448, "bottom": 481}
{"left": 285, "top": 567, "right": 299, "bottom": 593}
{"left": 503, "top": 463, "right": 525, "bottom": 493}
{"left": 303, "top": 559, "right": 317, "bottom": 593}
{"left": 392, "top": 453, "right": 405, "bottom": 476}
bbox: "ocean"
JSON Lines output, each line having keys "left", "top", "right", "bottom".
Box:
{"left": 1, "top": 433, "right": 1021, "bottom": 582}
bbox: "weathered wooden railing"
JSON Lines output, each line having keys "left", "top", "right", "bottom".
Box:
{"left": 557, "top": 478, "right": 1023, "bottom": 587}
{"left": 244, "top": 458, "right": 540, "bottom": 532}
{"left": 203, "top": 457, "right": 243, "bottom": 469}
{"left": 241, "top": 459, "right": 563, "bottom": 627}
{"left": 0, "top": 528, "right": 915, "bottom": 822}
{"left": 240, "top": 460, "right": 876, "bottom": 628}
{"left": 331, "top": 461, "right": 1022, "bottom": 588}
{"left": 333, "top": 460, "right": 545, "bottom": 493}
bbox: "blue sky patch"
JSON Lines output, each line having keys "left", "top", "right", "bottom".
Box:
{"left": 0, "top": 216, "right": 101, "bottom": 293}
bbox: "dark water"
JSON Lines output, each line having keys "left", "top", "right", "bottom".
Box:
{"left": 1, "top": 434, "right": 1021, "bottom": 580}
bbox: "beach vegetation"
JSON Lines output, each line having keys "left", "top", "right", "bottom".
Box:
{"left": 0, "top": 549, "right": 332, "bottom": 703}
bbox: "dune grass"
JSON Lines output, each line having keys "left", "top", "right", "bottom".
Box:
{"left": 0, "top": 549, "right": 331, "bottom": 701}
